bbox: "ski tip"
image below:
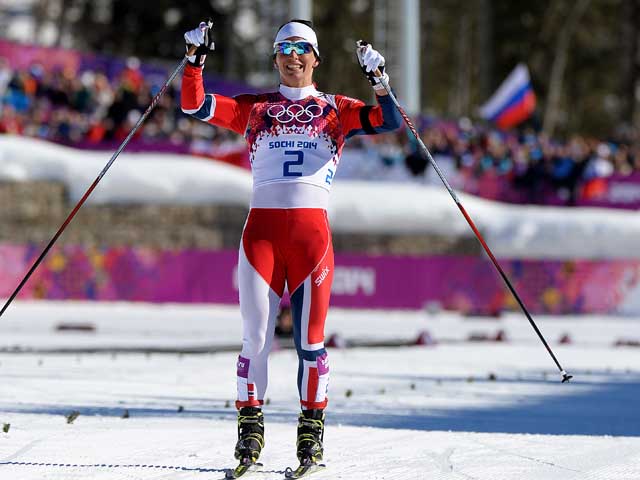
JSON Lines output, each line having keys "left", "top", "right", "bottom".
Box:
{"left": 225, "top": 461, "right": 263, "bottom": 479}
{"left": 225, "top": 468, "right": 243, "bottom": 480}
{"left": 284, "top": 463, "right": 325, "bottom": 479}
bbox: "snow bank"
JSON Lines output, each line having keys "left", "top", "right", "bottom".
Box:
{"left": 1, "top": 134, "right": 640, "bottom": 259}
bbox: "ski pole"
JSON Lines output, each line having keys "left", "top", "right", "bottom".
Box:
{"left": 364, "top": 45, "right": 572, "bottom": 383}
{"left": 0, "top": 45, "right": 199, "bottom": 319}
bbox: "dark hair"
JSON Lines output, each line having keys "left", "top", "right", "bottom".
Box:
{"left": 273, "top": 18, "right": 322, "bottom": 64}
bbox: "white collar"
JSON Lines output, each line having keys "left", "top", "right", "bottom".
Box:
{"left": 278, "top": 84, "right": 320, "bottom": 101}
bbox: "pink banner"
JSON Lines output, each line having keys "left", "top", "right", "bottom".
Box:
{"left": 0, "top": 40, "right": 81, "bottom": 73}
{"left": 578, "top": 173, "right": 640, "bottom": 209}
{"left": 1, "top": 244, "right": 639, "bottom": 314}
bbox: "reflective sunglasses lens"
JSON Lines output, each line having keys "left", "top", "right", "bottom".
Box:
{"left": 275, "top": 42, "right": 313, "bottom": 55}
{"left": 274, "top": 43, "right": 291, "bottom": 54}
{"left": 294, "top": 42, "right": 313, "bottom": 54}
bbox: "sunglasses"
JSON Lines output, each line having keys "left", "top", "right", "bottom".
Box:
{"left": 273, "top": 41, "right": 314, "bottom": 56}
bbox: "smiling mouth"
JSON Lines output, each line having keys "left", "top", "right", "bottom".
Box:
{"left": 285, "top": 64, "right": 303, "bottom": 72}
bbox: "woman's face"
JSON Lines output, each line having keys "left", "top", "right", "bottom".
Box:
{"left": 274, "top": 36, "right": 319, "bottom": 88}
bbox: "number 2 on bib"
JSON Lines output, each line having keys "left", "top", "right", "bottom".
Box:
{"left": 283, "top": 150, "right": 303, "bottom": 177}
{"left": 325, "top": 168, "right": 334, "bottom": 185}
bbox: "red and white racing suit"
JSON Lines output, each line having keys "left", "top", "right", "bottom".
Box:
{"left": 181, "top": 64, "right": 401, "bottom": 410}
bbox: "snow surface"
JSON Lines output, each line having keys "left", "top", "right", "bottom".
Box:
{"left": 2, "top": 133, "right": 640, "bottom": 478}
{"left": 2, "top": 135, "right": 640, "bottom": 259}
{"left": 1, "top": 301, "right": 640, "bottom": 479}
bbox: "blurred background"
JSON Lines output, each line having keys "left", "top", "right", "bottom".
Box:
{"left": 2, "top": 0, "right": 639, "bottom": 135}
{"left": 3, "top": 5, "right": 640, "bottom": 477}
{"left": 0, "top": 0, "right": 639, "bottom": 319}
{"left": 0, "top": 5, "right": 640, "bottom": 480}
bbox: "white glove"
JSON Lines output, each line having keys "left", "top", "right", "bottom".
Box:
{"left": 360, "top": 44, "right": 385, "bottom": 73}
{"left": 356, "top": 41, "right": 390, "bottom": 93}
{"left": 184, "top": 21, "right": 215, "bottom": 66}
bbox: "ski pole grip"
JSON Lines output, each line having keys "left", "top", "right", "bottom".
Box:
{"left": 186, "top": 45, "right": 198, "bottom": 57}
{"left": 356, "top": 40, "right": 383, "bottom": 77}
{"left": 185, "top": 18, "right": 213, "bottom": 57}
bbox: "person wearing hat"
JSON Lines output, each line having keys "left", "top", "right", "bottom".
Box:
{"left": 181, "top": 19, "right": 401, "bottom": 471}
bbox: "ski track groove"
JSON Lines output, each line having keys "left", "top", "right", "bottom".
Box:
{"left": 541, "top": 441, "right": 640, "bottom": 480}
{"left": 0, "top": 461, "right": 226, "bottom": 480}
{"left": 425, "top": 447, "right": 482, "bottom": 480}
{"left": 318, "top": 432, "right": 476, "bottom": 480}
{"left": 326, "top": 430, "right": 424, "bottom": 479}
{"left": 124, "top": 440, "right": 227, "bottom": 480}
{"left": 576, "top": 448, "right": 640, "bottom": 480}
{"left": 0, "top": 439, "right": 43, "bottom": 462}
{"left": 137, "top": 461, "right": 227, "bottom": 480}
{"left": 473, "top": 440, "right": 583, "bottom": 474}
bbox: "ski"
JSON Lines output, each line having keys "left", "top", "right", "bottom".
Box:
{"left": 225, "top": 461, "right": 263, "bottom": 479}
{"left": 284, "top": 463, "right": 325, "bottom": 479}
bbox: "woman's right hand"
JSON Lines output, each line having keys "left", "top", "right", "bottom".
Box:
{"left": 184, "top": 20, "right": 215, "bottom": 67}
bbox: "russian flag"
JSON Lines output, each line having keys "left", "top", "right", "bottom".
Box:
{"left": 479, "top": 63, "right": 536, "bottom": 130}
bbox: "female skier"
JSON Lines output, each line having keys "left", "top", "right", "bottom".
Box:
{"left": 181, "top": 19, "right": 401, "bottom": 473}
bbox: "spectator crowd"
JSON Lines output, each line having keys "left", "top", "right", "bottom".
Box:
{"left": 0, "top": 56, "right": 247, "bottom": 166}
{"left": 1, "top": 55, "right": 639, "bottom": 207}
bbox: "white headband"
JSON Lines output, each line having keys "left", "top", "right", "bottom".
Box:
{"left": 274, "top": 21, "right": 319, "bottom": 55}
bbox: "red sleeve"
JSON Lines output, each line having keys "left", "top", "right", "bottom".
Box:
{"left": 181, "top": 64, "right": 255, "bottom": 136}
{"left": 335, "top": 94, "right": 387, "bottom": 136}
{"left": 181, "top": 65, "right": 206, "bottom": 112}
{"left": 209, "top": 94, "right": 256, "bottom": 135}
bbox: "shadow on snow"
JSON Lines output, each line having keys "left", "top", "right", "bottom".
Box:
{"left": 330, "top": 368, "right": 640, "bottom": 437}
{"left": 1, "top": 369, "right": 639, "bottom": 437}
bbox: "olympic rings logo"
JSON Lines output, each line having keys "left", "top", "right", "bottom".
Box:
{"left": 266, "top": 103, "right": 323, "bottom": 124}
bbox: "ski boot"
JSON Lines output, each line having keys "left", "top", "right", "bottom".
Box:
{"left": 234, "top": 406, "right": 265, "bottom": 464}
{"left": 284, "top": 409, "right": 326, "bottom": 478}
{"left": 296, "top": 409, "right": 325, "bottom": 464}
